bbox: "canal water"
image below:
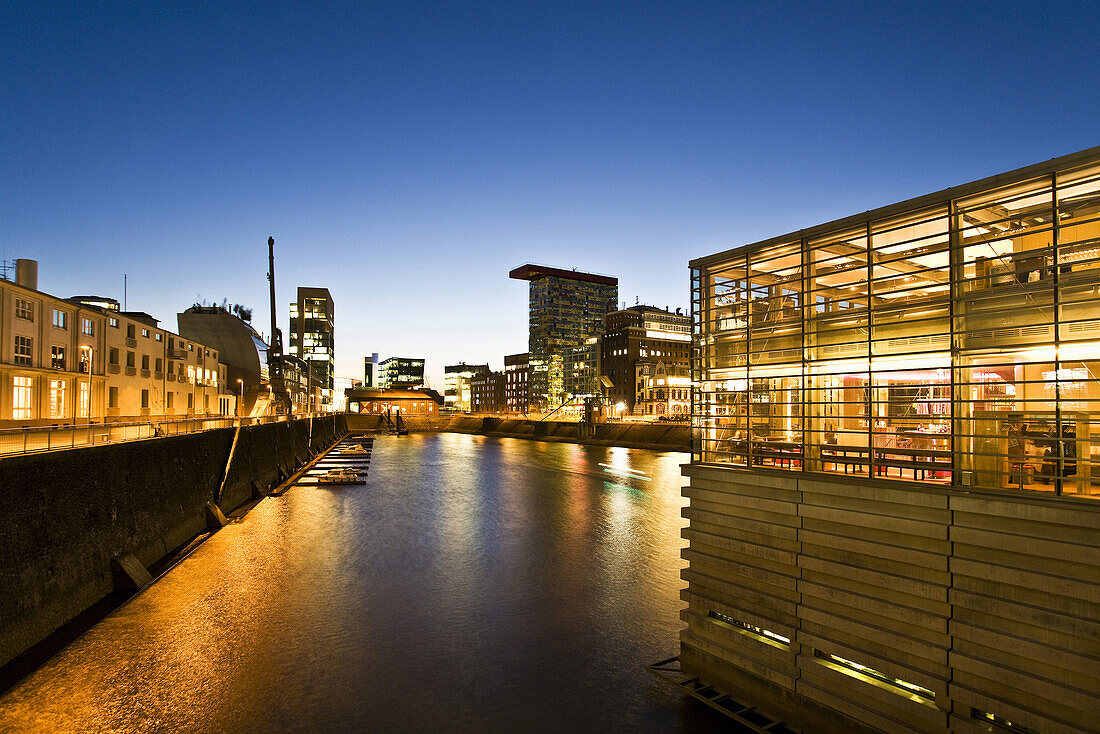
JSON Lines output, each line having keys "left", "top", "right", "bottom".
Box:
{"left": 0, "top": 434, "right": 731, "bottom": 733}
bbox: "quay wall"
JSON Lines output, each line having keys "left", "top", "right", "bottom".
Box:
{"left": 0, "top": 415, "right": 346, "bottom": 669}
{"left": 679, "top": 464, "right": 1100, "bottom": 734}
{"left": 344, "top": 414, "right": 690, "bottom": 452}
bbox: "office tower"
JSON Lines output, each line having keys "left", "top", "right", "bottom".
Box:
{"left": 378, "top": 357, "right": 425, "bottom": 389}
{"left": 288, "top": 287, "right": 334, "bottom": 406}
{"left": 509, "top": 264, "right": 617, "bottom": 410}
{"left": 444, "top": 362, "right": 489, "bottom": 411}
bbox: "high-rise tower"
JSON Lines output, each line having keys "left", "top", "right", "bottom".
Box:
{"left": 509, "top": 264, "right": 617, "bottom": 410}
{"left": 288, "top": 286, "right": 334, "bottom": 407}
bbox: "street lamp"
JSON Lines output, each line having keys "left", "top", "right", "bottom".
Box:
{"left": 237, "top": 379, "right": 244, "bottom": 421}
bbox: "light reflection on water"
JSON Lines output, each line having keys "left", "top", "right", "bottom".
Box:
{"left": 0, "top": 434, "right": 730, "bottom": 733}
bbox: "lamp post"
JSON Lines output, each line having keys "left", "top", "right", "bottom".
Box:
{"left": 237, "top": 379, "right": 244, "bottom": 423}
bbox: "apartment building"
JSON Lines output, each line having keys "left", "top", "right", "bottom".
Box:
{"left": 0, "top": 260, "right": 232, "bottom": 427}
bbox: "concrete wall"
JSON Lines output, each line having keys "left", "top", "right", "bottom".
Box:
{"left": 0, "top": 415, "right": 346, "bottom": 669}
{"left": 680, "top": 464, "right": 1100, "bottom": 734}
{"left": 345, "top": 412, "right": 690, "bottom": 452}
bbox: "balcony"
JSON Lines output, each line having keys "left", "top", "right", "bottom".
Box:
{"left": 154, "top": 371, "right": 163, "bottom": 380}
{"left": 125, "top": 367, "right": 136, "bottom": 376}
{"left": 168, "top": 348, "right": 186, "bottom": 360}
{"left": 140, "top": 369, "right": 150, "bottom": 378}
{"left": 126, "top": 337, "right": 137, "bottom": 348}
{"left": 108, "top": 364, "right": 120, "bottom": 375}
{"left": 166, "top": 373, "right": 175, "bottom": 382}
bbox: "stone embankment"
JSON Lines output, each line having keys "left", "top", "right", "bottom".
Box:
{"left": 345, "top": 414, "right": 690, "bottom": 452}
{"left": 0, "top": 415, "right": 346, "bottom": 670}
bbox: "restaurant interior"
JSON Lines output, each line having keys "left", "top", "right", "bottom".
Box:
{"left": 693, "top": 161, "right": 1100, "bottom": 498}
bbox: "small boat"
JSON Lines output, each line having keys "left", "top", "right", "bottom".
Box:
{"left": 340, "top": 444, "right": 370, "bottom": 455}
{"left": 318, "top": 468, "right": 363, "bottom": 484}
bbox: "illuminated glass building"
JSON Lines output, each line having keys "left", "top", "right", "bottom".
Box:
{"left": 676, "top": 148, "right": 1100, "bottom": 733}
{"left": 509, "top": 264, "right": 617, "bottom": 409}
{"left": 378, "top": 357, "right": 425, "bottom": 389}
{"left": 444, "top": 362, "right": 489, "bottom": 411}
{"left": 288, "top": 287, "right": 334, "bottom": 406}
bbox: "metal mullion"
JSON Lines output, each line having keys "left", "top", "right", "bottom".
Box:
{"left": 745, "top": 257, "right": 753, "bottom": 469}
{"left": 866, "top": 220, "right": 874, "bottom": 479}
{"left": 801, "top": 238, "right": 808, "bottom": 474}
{"left": 1052, "top": 172, "right": 1063, "bottom": 495}
{"left": 948, "top": 201, "right": 960, "bottom": 486}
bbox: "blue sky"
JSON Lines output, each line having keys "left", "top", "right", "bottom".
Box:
{"left": 2, "top": 1, "right": 1098, "bottom": 389}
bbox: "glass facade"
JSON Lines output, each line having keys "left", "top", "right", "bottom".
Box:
{"left": 511, "top": 265, "right": 618, "bottom": 409}
{"left": 692, "top": 152, "right": 1100, "bottom": 498}
{"left": 289, "top": 288, "right": 334, "bottom": 401}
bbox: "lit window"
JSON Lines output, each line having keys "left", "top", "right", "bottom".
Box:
{"left": 51, "top": 345, "right": 65, "bottom": 370}
{"left": 82, "top": 318, "right": 95, "bottom": 336}
{"left": 78, "top": 382, "right": 89, "bottom": 417}
{"left": 12, "top": 377, "right": 32, "bottom": 419}
{"left": 108, "top": 316, "right": 119, "bottom": 328}
{"left": 49, "top": 380, "right": 66, "bottom": 418}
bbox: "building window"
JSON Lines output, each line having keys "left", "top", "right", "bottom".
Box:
{"left": 78, "top": 382, "right": 89, "bottom": 418}
{"left": 155, "top": 357, "right": 162, "bottom": 372}
{"left": 141, "top": 389, "right": 149, "bottom": 409}
{"left": 109, "top": 348, "right": 119, "bottom": 365}
{"left": 126, "top": 351, "right": 135, "bottom": 368}
{"left": 52, "top": 309, "right": 67, "bottom": 329}
{"left": 51, "top": 345, "right": 65, "bottom": 370}
{"left": 14, "top": 336, "right": 32, "bottom": 366}
{"left": 15, "top": 298, "right": 33, "bottom": 321}
{"left": 108, "top": 386, "right": 118, "bottom": 408}
{"left": 127, "top": 324, "right": 135, "bottom": 338}
{"left": 142, "top": 328, "right": 149, "bottom": 338}
{"left": 141, "top": 354, "right": 149, "bottom": 370}
{"left": 49, "top": 380, "right": 66, "bottom": 418}
{"left": 187, "top": 393, "right": 194, "bottom": 410}
{"left": 12, "top": 377, "right": 32, "bottom": 419}
{"left": 155, "top": 333, "right": 162, "bottom": 342}
{"left": 82, "top": 318, "right": 95, "bottom": 336}
{"left": 109, "top": 316, "right": 119, "bottom": 328}
{"left": 166, "top": 392, "right": 173, "bottom": 409}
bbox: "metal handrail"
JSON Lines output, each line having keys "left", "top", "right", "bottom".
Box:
{"left": 0, "top": 412, "right": 333, "bottom": 457}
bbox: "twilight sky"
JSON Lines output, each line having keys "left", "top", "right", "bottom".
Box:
{"left": 2, "top": 1, "right": 1098, "bottom": 390}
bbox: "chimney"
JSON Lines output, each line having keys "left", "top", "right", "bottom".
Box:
{"left": 15, "top": 259, "right": 38, "bottom": 290}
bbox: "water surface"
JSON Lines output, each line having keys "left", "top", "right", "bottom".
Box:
{"left": 0, "top": 434, "right": 730, "bottom": 732}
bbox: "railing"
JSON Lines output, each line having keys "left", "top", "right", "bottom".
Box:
{"left": 0, "top": 412, "right": 330, "bottom": 457}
